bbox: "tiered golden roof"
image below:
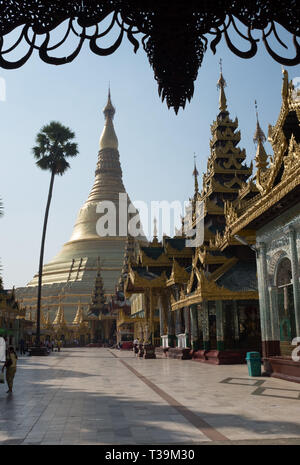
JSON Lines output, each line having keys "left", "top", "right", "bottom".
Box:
{"left": 219, "top": 69, "right": 300, "bottom": 248}
{"left": 73, "top": 302, "right": 84, "bottom": 325}
{"left": 53, "top": 304, "right": 67, "bottom": 326}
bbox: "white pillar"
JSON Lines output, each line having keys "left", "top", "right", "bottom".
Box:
{"left": 288, "top": 226, "right": 300, "bottom": 337}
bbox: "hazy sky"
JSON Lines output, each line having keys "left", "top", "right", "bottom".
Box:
{"left": 0, "top": 20, "right": 299, "bottom": 288}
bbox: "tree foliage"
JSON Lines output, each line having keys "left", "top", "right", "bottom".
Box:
{"left": 33, "top": 121, "right": 78, "bottom": 175}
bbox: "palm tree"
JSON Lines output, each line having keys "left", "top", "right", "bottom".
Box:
{"left": 33, "top": 121, "right": 78, "bottom": 346}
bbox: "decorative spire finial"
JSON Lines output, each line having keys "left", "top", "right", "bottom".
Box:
{"left": 281, "top": 67, "right": 289, "bottom": 102}
{"left": 99, "top": 88, "right": 118, "bottom": 150}
{"left": 103, "top": 85, "right": 115, "bottom": 119}
{"left": 253, "top": 100, "right": 266, "bottom": 145}
{"left": 253, "top": 100, "right": 268, "bottom": 170}
{"left": 217, "top": 59, "right": 227, "bottom": 111}
{"left": 193, "top": 153, "right": 199, "bottom": 194}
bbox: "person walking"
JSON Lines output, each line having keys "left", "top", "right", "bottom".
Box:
{"left": 19, "top": 338, "right": 25, "bottom": 355}
{"left": 57, "top": 339, "right": 61, "bottom": 352}
{"left": 2, "top": 346, "right": 18, "bottom": 394}
{"left": 133, "top": 338, "right": 139, "bottom": 356}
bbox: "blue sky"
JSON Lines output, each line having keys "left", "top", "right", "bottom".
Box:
{"left": 0, "top": 20, "right": 299, "bottom": 288}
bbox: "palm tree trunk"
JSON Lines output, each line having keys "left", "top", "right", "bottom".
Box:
{"left": 36, "top": 170, "right": 55, "bottom": 345}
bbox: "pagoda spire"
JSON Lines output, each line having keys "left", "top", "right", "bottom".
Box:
{"left": 88, "top": 257, "right": 106, "bottom": 317}
{"left": 217, "top": 59, "right": 227, "bottom": 112}
{"left": 117, "top": 236, "right": 135, "bottom": 292}
{"left": 193, "top": 153, "right": 199, "bottom": 195}
{"left": 45, "top": 309, "right": 51, "bottom": 326}
{"left": 198, "top": 69, "right": 253, "bottom": 244}
{"left": 59, "top": 307, "right": 67, "bottom": 326}
{"left": 40, "top": 308, "right": 46, "bottom": 327}
{"left": 53, "top": 295, "right": 64, "bottom": 325}
{"left": 151, "top": 217, "right": 160, "bottom": 246}
{"left": 253, "top": 100, "right": 266, "bottom": 145}
{"left": 99, "top": 87, "right": 118, "bottom": 150}
{"left": 53, "top": 305, "right": 62, "bottom": 325}
{"left": 253, "top": 100, "right": 268, "bottom": 170}
{"left": 73, "top": 301, "right": 84, "bottom": 325}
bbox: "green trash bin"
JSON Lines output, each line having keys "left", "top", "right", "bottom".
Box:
{"left": 246, "top": 351, "right": 261, "bottom": 377}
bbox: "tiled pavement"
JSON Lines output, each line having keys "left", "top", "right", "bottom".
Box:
{"left": 0, "top": 348, "right": 300, "bottom": 445}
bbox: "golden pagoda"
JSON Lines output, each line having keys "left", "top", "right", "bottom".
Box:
{"left": 53, "top": 304, "right": 65, "bottom": 325}
{"left": 72, "top": 302, "right": 90, "bottom": 345}
{"left": 16, "top": 90, "right": 146, "bottom": 324}
{"left": 73, "top": 302, "right": 84, "bottom": 325}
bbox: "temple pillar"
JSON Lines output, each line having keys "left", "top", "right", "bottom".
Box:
{"left": 190, "top": 304, "right": 199, "bottom": 350}
{"left": 268, "top": 285, "right": 280, "bottom": 348}
{"left": 158, "top": 296, "right": 164, "bottom": 338}
{"left": 288, "top": 226, "right": 300, "bottom": 337}
{"left": 233, "top": 301, "right": 240, "bottom": 342}
{"left": 184, "top": 307, "right": 191, "bottom": 348}
{"left": 167, "top": 306, "right": 176, "bottom": 347}
{"left": 143, "top": 290, "right": 150, "bottom": 343}
{"left": 197, "top": 305, "right": 203, "bottom": 349}
{"left": 216, "top": 300, "right": 224, "bottom": 351}
{"left": 175, "top": 309, "right": 182, "bottom": 335}
{"left": 149, "top": 288, "right": 154, "bottom": 345}
{"left": 257, "top": 242, "right": 275, "bottom": 357}
{"left": 202, "top": 301, "right": 210, "bottom": 350}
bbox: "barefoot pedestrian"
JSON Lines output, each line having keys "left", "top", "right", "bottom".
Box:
{"left": 2, "top": 346, "right": 18, "bottom": 394}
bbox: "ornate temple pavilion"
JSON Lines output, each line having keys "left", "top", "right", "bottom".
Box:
{"left": 219, "top": 69, "right": 300, "bottom": 382}
{"left": 16, "top": 91, "right": 146, "bottom": 325}
{"left": 125, "top": 71, "right": 262, "bottom": 363}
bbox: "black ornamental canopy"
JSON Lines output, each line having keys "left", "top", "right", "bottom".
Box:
{"left": 0, "top": 1, "right": 299, "bottom": 112}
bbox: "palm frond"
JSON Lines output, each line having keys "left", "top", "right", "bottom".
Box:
{"left": 62, "top": 142, "right": 79, "bottom": 157}
{"left": 33, "top": 121, "right": 78, "bottom": 174}
{"left": 55, "top": 159, "right": 70, "bottom": 175}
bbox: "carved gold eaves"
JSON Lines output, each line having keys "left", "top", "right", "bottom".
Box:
{"left": 224, "top": 173, "right": 244, "bottom": 189}
{"left": 138, "top": 249, "right": 171, "bottom": 267}
{"left": 238, "top": 177, "right": 258, "bottom": 200}
{"left": 223, "top": 161, "right": 300, "bottom": 243}
{"left": 211, "top": 128, "right": 241, "bottom": 145}
{"left": 282, "top": 134, "right": 300, "bottom": 180}
{"left": 171, "top": 268, "right": 258, "bottom": 310}
{"left": 223, "top": 155, "right": 242, "bottom": 170}
{"left": 210, "top": 115, "right": 238, "bottom": 133}
{"left": 224, "top": 200, "right": 238, "bottom": 225}
{"left": 166, "top": 258, "right": 190, "bottom": 287}
{"left": 211, "top": 142, "right": 246, "bottom": 159}
{"left": 196, "top": 246, "right": 227, "bottom": 265}
{"left": 165, "top": 242, "right": 193, "bottom": 258}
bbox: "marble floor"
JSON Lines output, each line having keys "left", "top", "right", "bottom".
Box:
{"left": 0, "top": 347, "right": 300, "bottom": 445}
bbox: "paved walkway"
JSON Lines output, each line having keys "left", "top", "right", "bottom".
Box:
{"left": 0, "top": 348, "right": 300, "bottom": 445}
